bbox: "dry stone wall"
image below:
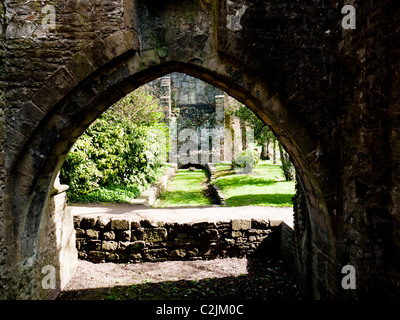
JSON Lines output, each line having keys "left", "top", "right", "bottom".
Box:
{"left": 74, "top": 215, "right": 281, "bottom": 263}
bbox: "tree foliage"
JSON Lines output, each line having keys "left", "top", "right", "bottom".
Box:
{"left": 225, "top": 99, "right": 295, "bottom": 181}
{"left": 60, "top": 86, "right": 169, "bottom": 203}
{"left": 232, "top": 148, "right": 260, "bottom": 173}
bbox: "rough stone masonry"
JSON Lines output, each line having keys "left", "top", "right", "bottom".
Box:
{"left": 0, "top": 0, "right": 399, "bottom": 300}
{"left": 74, "top": 216, "right": 280, "bottom": 263}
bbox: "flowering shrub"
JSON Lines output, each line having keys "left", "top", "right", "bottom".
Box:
{"left": 60, "top": 87, "right": 168, "bottom": 203}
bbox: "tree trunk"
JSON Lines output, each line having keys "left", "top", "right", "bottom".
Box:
{"left": 278, "top": 142, "right": 292, "bottom": 181}
{"left": 261, "top": 140, "right": 270, "bottom": 160}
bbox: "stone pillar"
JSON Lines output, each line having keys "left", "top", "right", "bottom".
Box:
{"left": 35, "top": 176, "right": 77, "bottom": 299}
{"left": 215, "top": 94, "right": 225, "bottom": 162}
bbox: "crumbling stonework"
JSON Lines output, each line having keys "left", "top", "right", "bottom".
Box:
{"left": 0, "top": 0, "right": 399, "bottom": 300}
{"left": 150, "top": 72, "right": 228, "bottom": 166}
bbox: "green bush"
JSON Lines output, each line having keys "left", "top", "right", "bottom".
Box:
{"left": 232, "top": 148, "right": 260, "bottom": 173}
{"left": 60, "top": 87, "right": 169, "bottom": 203}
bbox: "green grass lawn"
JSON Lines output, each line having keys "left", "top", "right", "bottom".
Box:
{"left": 154, "top": 169, "right": 213, "bottom": 207}
{"left": 214, "top": 160, "right": 295, "bottom": 207}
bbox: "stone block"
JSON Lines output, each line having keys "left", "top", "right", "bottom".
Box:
{"left": 143, "top": 248, "right": 168, "bottom": 261}
{"left": 231, "top": 219, "right": 251, "bottom": 231}
{"left": 46, "top": 67, "right": 77, "bottom": 98}
{"left": 174, "top": 238, "right": 195, "bottom": 246}
{"left": 170, "top": 249, "right": 186, "bottom": 259}
{"left": 176, "top": 233, "right": 188, "bottom": 239}
{"left": 198, "top": 244, "right": 215, "bottom": 256}
{"left": 86, "top": 240, "right": 101, "bottom": 251}
{"left": 80, "top": 217, "right": 97, "bottom": 229}
{"left": 78, "top": 252, "right": 87, "bottom": 260}
{"left": 256, "top": 234, "right": 269, "bottom": 241}
{"left": 187, "top": 248, "right": 199, "bottom": 257}
{"left": 97, "top": 217, "right": 110, "bottom": 230}
{"left": 235, "top": 237, "right": 247, "bottom": 244}
{"left": 131, "top": 221, "right": 141, "bottom": 229}
{"left": 251, "top": 219, "right": 269, "bottom": 229}
{"left": 269, "top": 220, "right": 283, "bottom": 227}
{"left": 104, "top": 30, "right": 132, "bottom": 58}
{"left": 73, "top": 216, "right": 82, "bottom": 228}
{"left": 247, "top": 229, "right": 261, "bottom": 235}
{"left": 129, "top": 253, "right": 143, "bottom": 261}
{"left": 231, "top": 231, "right": 242, "bottom": 237}
{"left": 103, "top": 231, "right": 115, "bottom": 240}
{"left": 75, "top": 228, "right": 86, "bottom": 238}
{"left": 131, "top": 228, "right": 145, "bottom": 241}
{"left": 66, "top": 52, "right": 95, "bottom": 83}
{"left": 75, "top": 239, "right": 86, "bottom": 250}
{"left": 118, "top": 230, "right": 131, "bottom": 241}
{"left": 249, "top": 235, "right": 257, "bottom": 242}
{"left": 111, "top": 217, "right": 131, "bottom": 230}
{"left": 88, "top": 251, "right": 106, "bottom": 262}
{"left": 32, "top": 85, "right": 58, "bottom": 112}
{"left": 192, "top": 222, "right": 217, "bottom": 229}
{"left": 86, "top": 229, "right": 99, "bottom": 239}
{"left": 107, "top": 253, "right": 120, "bottom": 262}
{"left": 140, "top": 219, "right": 161, "bottom": 228}
{"left": 130, "top": 241, "right": 145, "bottom": 251}
{"left": 84, "top": 37, "right": 113, "bottom": 69}
{"left": 197, "top": 229, "right": 219, "bottom": 241}
{"left": 144, "top": 228, "right": 168, "bottom": 242}
{"left": 102, "top": 241, "right": 118, "bottom": 251}
{"left": 118, "top": 241, "right": 131, "bottom": 251}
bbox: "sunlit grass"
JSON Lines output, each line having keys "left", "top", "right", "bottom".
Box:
{"left": 154, "top": 169, "right": 212, "bottom": 207}
{"left": 214, "top": 160, "right": 295, "bottom": 207}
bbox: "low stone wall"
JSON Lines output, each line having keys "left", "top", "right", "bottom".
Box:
{"left": 205, "top": 163, "right": 226, "bottom": 205}
{"left": 74, "top": 216, "right": 281, "bottom": 263}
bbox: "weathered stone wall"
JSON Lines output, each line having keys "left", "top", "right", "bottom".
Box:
{"left": 0, "top": 0, "right": 6, "bottom": 291}
{"left": 151, "top": 72, "right": 227, "bottom": 165}
{"left": 74, "top": 216, "right": 281, "bottom": 263}
{"left": 34, "top": 187, "right": 77, "bottom": 300}
{"left": 334, "top": 1, "right": 400, "bottom": 299}
{"left": 1, "top": 0, "right": 133, "bottom": 299}
{"left": 171, "top": 72, "right": 222, "bottom": 107}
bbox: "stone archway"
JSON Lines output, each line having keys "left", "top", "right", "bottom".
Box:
{"left": 4, "top": 47, "right": 334, "bottom": 299}
{"left": 4, "top": 0, "right": 398, "bottom": 300}
{"left": 1, "top": 0, "right": 337, "bottom": 300}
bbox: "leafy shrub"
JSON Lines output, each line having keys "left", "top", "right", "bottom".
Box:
{"left": 60, "top": 87, "right": 169, "bottom": 203}
{"left": 232, "top": 148, "right": 260, "bottom": 173}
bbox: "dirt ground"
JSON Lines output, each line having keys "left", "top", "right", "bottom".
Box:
{"left": 62, "top": 258, "right": 248, "bottom": 291}
{"left": 57, "top": 257, "right": 303, "bottom": 300}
